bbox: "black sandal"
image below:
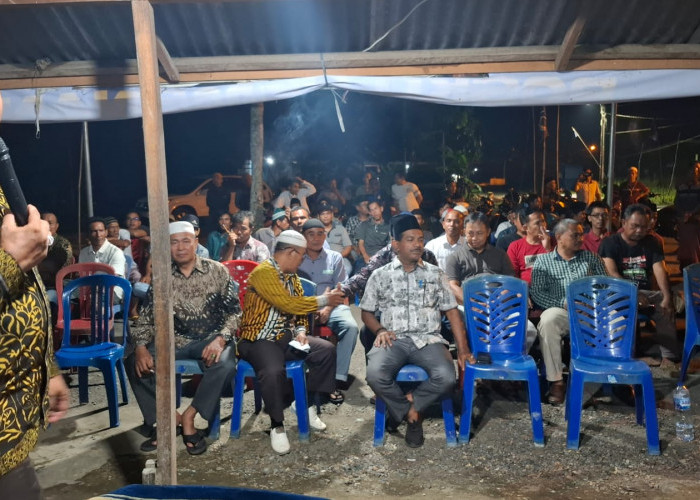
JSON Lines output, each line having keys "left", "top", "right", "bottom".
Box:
{"left": 140, "top": 425, "right": 182, "bottom": 452}
{"left": 329, "top": 389, "right": 345, "bottom": 405}
{"left": 182, "top": 430, "right": 207, "bottom": 455}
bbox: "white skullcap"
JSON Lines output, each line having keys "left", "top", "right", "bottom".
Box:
{"left": 453, "top": 204, "right": 468, "bottom": 215}
{"left": 275, "top": 229, "right": 307, "bottom": 249}
{"left": 169, "top": 221, "right": 195, "bottom": 236}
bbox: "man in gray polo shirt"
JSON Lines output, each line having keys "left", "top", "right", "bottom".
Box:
{"left": 298, "top": 219, "right": 359, "bottom": 403}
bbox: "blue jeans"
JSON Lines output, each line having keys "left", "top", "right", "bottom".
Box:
{"left": 327, "top": 305, "right": 359, "bottom": 382}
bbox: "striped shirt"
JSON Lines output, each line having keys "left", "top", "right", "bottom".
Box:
{"left": 530, "top": 248, "right": 608, "bottom": 310}
{"left": 239, "top": 258, "right": 320, "bottom": 342}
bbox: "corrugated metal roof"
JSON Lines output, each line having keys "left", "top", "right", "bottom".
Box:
{"left": 0, "top": 0, "right": 699, "bottom": 78}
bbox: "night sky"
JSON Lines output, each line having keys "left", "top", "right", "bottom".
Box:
{"left": 1, "top": 91, "right": 700, "bottom": 238}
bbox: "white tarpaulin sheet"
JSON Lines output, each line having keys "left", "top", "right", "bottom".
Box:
{"left": 2, "top": 70, "right": 700, "bottom": 123}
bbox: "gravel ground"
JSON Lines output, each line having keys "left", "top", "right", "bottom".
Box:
{"left": 39, "top": 320, "right": 700, "bottom": 500}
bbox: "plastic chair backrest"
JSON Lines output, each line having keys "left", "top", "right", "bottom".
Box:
{"left": 221, "top": 259, "right": 258, "bottom": 307}
{"left": 684, "top": 264, "right": 700, "bottom": 344}
{"left": 56, "top": 262, "right": 117, "bottom": 328}
{"left": 299, "top": 277, "right": 317, "bottom": 297}
{"left": 566, "top": 276, "right": 638, "bottom": 360}
{"left": 462, "top": 275, "right": 529, "bottom": 355}
{"left": 61, "top": 274, "right": 131, "bottom": 348}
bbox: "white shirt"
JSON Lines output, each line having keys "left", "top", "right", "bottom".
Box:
{"left": 79, "top": 240, "right": 127, "bottom": 298}
{"left": 273, "top": 180, "right": 316, "bottom": 212}
{"left": 425, "top": 234, "right": 466, "bottom": 271}
{"left": 391, "top": 182, "right": 422, "bottom": 212}
{"left": 494, "top": 221, "right": 513, "bottom": 239}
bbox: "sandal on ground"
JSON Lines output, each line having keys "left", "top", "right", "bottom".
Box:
{"left": 140, "top": 425, "right": 182, "bottom": 452}
{"left": 638, "top": 356, "right": 661, "bottom": 367}
{"left": 182, "top": 430, "right": 207, "bottom": 456}
{"left": 329, "top": 390, "right": 345, "bottom": 405}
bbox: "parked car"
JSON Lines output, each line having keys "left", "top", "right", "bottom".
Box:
{"left": 136, "top": 175, "right": 274, "bottom": 219}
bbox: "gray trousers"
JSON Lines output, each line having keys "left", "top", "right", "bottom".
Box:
{"left": 365, "top": 338, "right": 456, "bottom": 423}
{"left": 125, "top": 337, "right": 237, "bottom": 428}
{"left": 0, "top": 459, "right": 42, "bottom": 500}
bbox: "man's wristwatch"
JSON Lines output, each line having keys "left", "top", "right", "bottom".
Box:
{"left": 218, "top": 332, "right": 233, "bottom": 344}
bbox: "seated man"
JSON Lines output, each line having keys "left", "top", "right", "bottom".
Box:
{"left": 361, "top": 214, "right": 474, "bottom": 448}
{"left": 254, "top": 208, "right": 289, "bottom": 252}
{"left": 424, "top": 208, "right": 465, "bottom": 271}
{"left": 298, "top": 218, "right": 359, "bottom": 404}
{"left": 507, "top": 206, "right": 551, "bottom": 284}
{"left": 104, "top": 216, "right": 131, "bottom": 252}
{"left": 207, "top": 212, "right": 233, "bottom": 261}
{"left": 79, "top": 217, "right": 126, "bottom": 301}
{"left": 317, "top": 202, "right": 353, "bottom": 277}
{"left": 125, "top": 221, "right": 240, "bottom": 455}
{"left": 181, "top": 214, "right": 209, "bottom": 259}
{"left": 530, "top": 219, "right": 607, "bottom": 405}
{"left": 221, "top": 210, "right": 270, "bottom": 263}
{"left": 237, "top": 230, "right": 345, "bottom": 455}
{"left": 599, "top": 204, "right": 679, "bottom": 366}
{"left": 38, "top": 212, "right": 73, "bottom": 306}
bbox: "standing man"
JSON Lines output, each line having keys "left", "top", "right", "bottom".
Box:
{"left": 221, "top": 210, "right": 270, "bottom": 263}
{"left": 238, "top": 230, "right": 345, "bottom": 454}
{"left": 507, "top": 207, "right": 551, "bottom": 284}
{"left": 206, "top": 172, "right": 232, "bottom": 219}
{"left": 317, "top": 202, "right": 353, "bottom": 276}
{"left": 581, "top": 201, "right": 610, "bottom": 254}
{"left": 361, "top": 214, "right": 474, "bottom": 447}
{"left": 0, "top": 203, "right": 69, "bottom": 499}
{"left": 298, "top": 219, "right": 359, "bottom": 404}
{"left": 274, "top": 177, "right": 317, "bottom": 213}
{"left": 356, "top": 199, "right": 391, "bottom": 268}
{"left": 126, "top": 221, "right": 240, "bottom": 455}
{"left": 79, "top": 217, "right": 127, "bottom": 280}
{"left": 575, "top": 168, "right": 603, "bottom": 205}
{"left": 289, "top": 206, "right": 310, "bottom": 233}
{"left": 618, "top": 166, "right": 650, "bottom": 211}
{"left": 391, "top": 171, "right": 423, "bottom": 212}
{"left": 254, "top": 208, "right": 289, "bottom": 252}
{"left": 38, "top": 211, "right": 73, "bottom": 306}
{"left": 530, "top": 219, "right": 608, "bottom": 405}
{"left": 425, "top": 208, "right": 465, "bottom": 270}
{"left": 598, "top": 204, "right": 679, "bottom": 366}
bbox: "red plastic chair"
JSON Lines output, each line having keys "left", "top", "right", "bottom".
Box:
{"left": 55, "top": 263, "right": 116, "bottom": 347}
{"left": 221, "top": 259, "right": 258, "bottom": 309}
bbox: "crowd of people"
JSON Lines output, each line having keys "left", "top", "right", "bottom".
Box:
{"left": 3, "top": 160, "right": 700, "bottom": 496}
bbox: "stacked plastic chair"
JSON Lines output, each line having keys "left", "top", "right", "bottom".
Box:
{"left": 565, "top": 276, "right": 659, "bottom": 455}
{"left": 460, "top": 275, "right": 544, "bottom": 446}
{"left": 55, "top": 275, "right": 131, "bottom": 428}
{"left": 679, "top": 264, "right": 700, "bottom": 384}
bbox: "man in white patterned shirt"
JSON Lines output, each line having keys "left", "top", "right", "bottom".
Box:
{"left": 361, "top": 214, "right": 474, "bottom": 448}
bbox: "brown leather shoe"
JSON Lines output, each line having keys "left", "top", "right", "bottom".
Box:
{"left": 547, "top": 381, "right": 566, "bottom": 405}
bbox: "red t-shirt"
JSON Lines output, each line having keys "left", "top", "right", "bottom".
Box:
{"left": 507, "top": 238, "right": 549, "bottom": 284}
{"left": 582, "top": 230, "right": 608, "bottom": 254}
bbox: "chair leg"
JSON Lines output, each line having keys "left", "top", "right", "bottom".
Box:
{"left": 78, "top": 366, "right": 89, "bottom": 404}
{"left": 566, "top": 371, "right": 585, "bottom": 450}
{"left": 678, "top": 344, "right": 697, "bottom": 386}
{"left": 458, "top": 371, "right": 476, "bottom": 443}
{"left": 526, "top": 369, "right": 545, "bottom": 447}
{"left": 230, "top": 369, "right": 247, "bottom": 439}
{"left": 99, "top": 360, "right": 120, "bottom": 428}
{"left": 641, "top": 373, "right": 661, "bottom": 455}
{"left": 373, "top": 397, "right": 387, "bottom": 447}
{"left": 116, "top": 358, "right": 129, "bottom": 404}
{"left": 208, "top": 401, "right": 221, "bottom": 440}
{"left": 441, "top": 397, "right": 457, "bottom": 447}
{"left": 175, "top": 374, "right": 182, "bottom": 409}
{"left": 633, "top": 384, "right": 644, "bottom": 426}
{"left": 289, "top": 365, "right": 309, "bottom": 442}
{"left": 253, "top": 378, "right": 262, "bottom": 414}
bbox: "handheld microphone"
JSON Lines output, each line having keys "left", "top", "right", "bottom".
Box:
{"left": 0, "top": 137, "right": 29, "bottom": 227}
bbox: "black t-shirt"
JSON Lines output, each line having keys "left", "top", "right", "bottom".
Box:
{"left": 598, "top": 233, "right": 663, "bottom": 290}
{"left": 207, "top": 184, "right": 231, "bottom": 216}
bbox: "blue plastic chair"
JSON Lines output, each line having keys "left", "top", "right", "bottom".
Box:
{"left": 230, "top": 359, "right": 310, "bottom": 441}
{"left": 679, "top": 264, "right": 700, "bottom": 384}
{"left": 55, "top": 275, "right": 131, "bottom": 428}
{"left": 175, "top": 360, "right": 222, "bottom": 439}
{"left": 299, "top": 277, "right": 317, "bottom": 297}
{"left": 565, "top": 277, "right": 659, "bottom": 455}
{"left": 460, "top": 275, "right": 544, "bottom": 446}
{"left": 373, "top": 364, "right": 457, "bottom": 447}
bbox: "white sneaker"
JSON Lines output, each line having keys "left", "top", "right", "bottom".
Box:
{"left": 307, "top": 406, "right": 327, "bottom": 431}
{"left": 270, "top": 426, "right": 290, "bottom": 455}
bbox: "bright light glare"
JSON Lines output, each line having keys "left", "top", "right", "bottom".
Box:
{"left": 265, "top": 156, "right": 275, "bottom": 166}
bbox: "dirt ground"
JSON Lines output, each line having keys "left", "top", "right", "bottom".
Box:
{"left": 32, "top": 238, "right": 700, "bottom": 499}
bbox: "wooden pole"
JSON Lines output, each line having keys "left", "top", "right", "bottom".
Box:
{"left": 250, "top": 103, "right": 264, "bottom": 228}
{"left": 132, "top": 0, "right": 177, "bottom": 485}
{"left": 606, "top": 102, "right": 617, "bottom": 210}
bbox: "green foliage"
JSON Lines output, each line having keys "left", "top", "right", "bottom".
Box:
{"left": 442, "top": 110, "right": 483, "bottom": 180}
